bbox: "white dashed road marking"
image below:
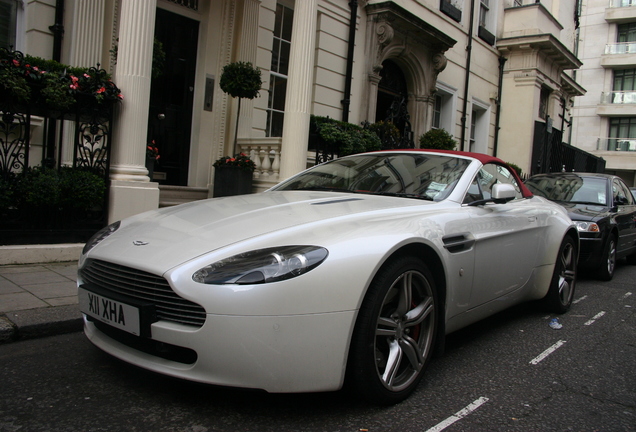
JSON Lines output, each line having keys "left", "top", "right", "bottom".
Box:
{"left": 530, "top": 340, "right": 567, "bottom": 365}
{"left": 425, "top": 397, "right": 489, "bottom": 432}
{"left": 584, "top": 311, "right": 606, "bottom": 326}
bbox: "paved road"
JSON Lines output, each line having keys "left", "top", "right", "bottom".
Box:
{"left": 1, "top": 262, "right": 634, "bottom": 432}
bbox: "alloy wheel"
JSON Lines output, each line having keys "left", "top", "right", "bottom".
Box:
{"left": 374, "top": 270, "right": 435, "bottom": 392}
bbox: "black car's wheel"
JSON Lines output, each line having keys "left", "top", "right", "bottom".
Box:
{"left": 543, "top": 235, "right": 577, "bottom": 313}
{"left": 348, "top": 256, "right": 438, "bottom": 405}
{"left": 597, "top": 235, "right": 617, "bottom": 281}
{"left": 627, "top": 251, "right": 636, "bottom": 265}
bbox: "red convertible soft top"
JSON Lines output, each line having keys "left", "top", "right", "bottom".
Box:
{"left": 382, "top": 149, "right": 534, "bottom": 198}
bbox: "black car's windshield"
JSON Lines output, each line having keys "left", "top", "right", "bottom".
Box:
{"left": 526, "top": 175, "right": 608, "bottom": 206}
{"left": 272, "top": 153, "right": 471, "bottom": 201}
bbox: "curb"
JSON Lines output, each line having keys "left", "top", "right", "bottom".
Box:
{"left": 0, "top": 305, "right": 83, "bottom": 344}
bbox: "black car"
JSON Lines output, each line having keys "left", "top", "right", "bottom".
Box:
{"left": 526, "top": 172, "right": 636, "bottom": 280}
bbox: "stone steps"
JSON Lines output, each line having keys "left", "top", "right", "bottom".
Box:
{"left": 159, "top": 185, "right": 209, "bottom": 208}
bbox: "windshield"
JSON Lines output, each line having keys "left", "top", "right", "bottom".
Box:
{"left": 526, "top": 175, "right": 608, "bottom": 206}
{"left": 273, "top": 153, "right": 471, "bottom": 201}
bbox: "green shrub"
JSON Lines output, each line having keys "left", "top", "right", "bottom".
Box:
{"left": 506, "top": 162, "right": 523, "bottom": 177}
{"left": 14, "top": 166, "right": 105, "bottom": 211}
{"left": 419, "top": 128, "right": 457, "bottom": 150}
{"left": 311, "top": 116, "right": 382, "bottom": 156}
{"left": 58, "top": 167, "right": 106, "bottom": 210}
{"left": 367, "top": 120, "right": 401, "bottom": 149}
{"left": 17, "top": 167, "right": 61, "bottom": 208}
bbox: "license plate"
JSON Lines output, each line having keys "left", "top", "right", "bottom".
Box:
{"left": 79, "top": 287, "right": 141, "bottom": 336}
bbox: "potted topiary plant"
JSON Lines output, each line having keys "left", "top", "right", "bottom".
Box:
{"left": 219, "top": 61, "right": 262, "bottom": 154}
{"left": 213, "top": 62, "right": 262, "bottom": 197}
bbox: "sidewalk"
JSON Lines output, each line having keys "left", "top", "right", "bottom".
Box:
{"left": 0, "top": 261, "right": 82, "bottom": 343}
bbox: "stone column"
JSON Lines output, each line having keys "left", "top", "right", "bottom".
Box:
{"left": 278, "top": 0, "right": 317, "bottom": 180}
{"left": 236, "top": 0, "right": 261, "bottom": 143}
{"left": 61, "top": 0, "right": 106, "bottom": 166}
{"left": 107, "top": 0, "right": 159, "bottom": 222}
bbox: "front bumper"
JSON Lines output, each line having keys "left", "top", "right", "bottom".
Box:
{"left": 83, "top": 308, "right": 357, "bottom": 393}
{"left": 578, "top": 236, "right": 604, "bottom": 269}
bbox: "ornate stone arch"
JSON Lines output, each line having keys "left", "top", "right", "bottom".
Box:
{"left": 363, "top": 3, "right": 456, "bottom": 142}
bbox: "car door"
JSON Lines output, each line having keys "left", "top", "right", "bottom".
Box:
{"left": 612, "top": 178, "right": 636, "bottom": 255}
{"left": 463, "top": 163, "right": 545, "bottom": 307}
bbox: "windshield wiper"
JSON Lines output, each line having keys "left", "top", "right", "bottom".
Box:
{"left": 294, "top": 186, "right": 358, "bottom": 193}
{"left": 568, "top": 200, "right": 604, "bottom": 206}
{"left": 365, "top": 191, "right": 434, "bottom": 201}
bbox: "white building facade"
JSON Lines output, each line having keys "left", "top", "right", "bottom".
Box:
{"left": 1, "top": 0, "right": 587, "bottom": 223}
{"left": 572, "top": 0, "right": 636, "bottom": 187}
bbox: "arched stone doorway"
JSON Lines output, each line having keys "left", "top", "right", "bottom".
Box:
{"left": 363, "top": 3, "right": 456, "bottom": 146}
{"left": 376, "top": 59, "right": 414, "bottom": 148}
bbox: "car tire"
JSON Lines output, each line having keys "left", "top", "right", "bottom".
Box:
{"left": 627, "top": 252, "right": 636, "bottom": 265}
{"left": 597, "top": 235, "right": 617, "bottom": 281}
{"left": 543, "top": 235, "right": 577, "bottom": 314}
{"left": 348, "top": 256, "right": 438, "bottom": 405}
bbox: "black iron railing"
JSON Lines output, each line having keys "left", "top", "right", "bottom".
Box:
{"left": 0, "top": 50, "right": 118, "bottom": 245}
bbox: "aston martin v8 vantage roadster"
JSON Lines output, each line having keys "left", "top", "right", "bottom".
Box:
{"left": 78, "top": 150, "right": 578, "bottom": 404}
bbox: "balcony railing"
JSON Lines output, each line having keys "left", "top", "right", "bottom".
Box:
{"left": 605, "top": 42, "right": 636, "bottom": 54}
{"left": 600, "top": 90, "right": 636, "bottom": 103}
{"left": 597, "top": 138, "right": 636, "bottom": 151}
{"left": 608, "top": 0, "right": 636, "bottom": 8}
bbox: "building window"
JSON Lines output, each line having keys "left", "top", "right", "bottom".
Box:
{"left": 609, "top": 117, "right": 636, "bottom": 151}
{"left": 618, "top": 23, "right": 636, "bottom": 43}
{"left": 440, "top": 0, "right": 462, "bottom": 23}
{"left": 0, "top": 0, "right": 18, "bottom": 49}
{"left": 614, "top": 69, "right": 636, "bottom": 91}
{"left": 470, "top": 100, "right": 489, "bottom": 154}
{"left": 479, "top": 0, "right": 489, "bottom": 28}
{"left": 477, "top": 0, "right": 496, "bottom": 45}
{"left": 433, "top": 95, "right": 442, "bottom": 129}
{"left": 266, "top": 3, "right": 294, "bottom": 138}
{"left": 470, "top": 109, "right": 477, "bottom": 152}
{"left": 433, "top": 83, "right": 456, "bottom": 133}
{"left": 539, "top": 87, "right": 550, "bottom": 120}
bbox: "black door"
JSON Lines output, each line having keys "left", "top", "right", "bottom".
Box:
{"left": 147, "top": 8, "right": 199, "bottom": 186}
{"left": 375, "top": 60, "right": 413, "bottom": 148}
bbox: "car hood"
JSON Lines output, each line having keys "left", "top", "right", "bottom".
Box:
{"left": 558, "top": 202, "right": 609, "bottom": 222}
{"left": 84, "top": 191, "right": 430, "bottom": 273}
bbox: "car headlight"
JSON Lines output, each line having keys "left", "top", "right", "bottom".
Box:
{"left": 82, "top": 221, "right": 121, "bottom": 255}
{"left": 574, "top": 221, "right": 600, "bottom": 233}
{"left": 192, "top": 246, "right": 329, "bottom": 285}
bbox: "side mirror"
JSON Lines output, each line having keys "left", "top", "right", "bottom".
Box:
{"left": 491, "top": 183, "right": 517, "bottom": 203}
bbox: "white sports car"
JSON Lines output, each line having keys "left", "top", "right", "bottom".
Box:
{"left": 78, "top": 150, "right": 578, "bottom": 404}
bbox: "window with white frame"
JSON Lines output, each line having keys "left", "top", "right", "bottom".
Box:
{"left": 477, "top": 0, "right": 496, "bottom": 45}
{"left": 432, "top": 83, "right": 456, "bottom": 133}
{"left": 470, "top": 99, "right": 489, "bottom": 154}
{"left": 479, "top": 0, "right": 489, "bottom": 28}
{"left": 266, "top": 3, "right": 294, "bottom": 137}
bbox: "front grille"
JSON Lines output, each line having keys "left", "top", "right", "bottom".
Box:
{"left": 80, "top": 259, "right": 206, "bottom": 327}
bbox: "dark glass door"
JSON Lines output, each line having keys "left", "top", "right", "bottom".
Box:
{"left": 147, "top": 8, "right": 199, "bottom": 185}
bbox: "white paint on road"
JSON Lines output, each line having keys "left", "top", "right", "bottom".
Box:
{"left": 425, "top": 397, "right": 489, "bottom": 432}
{"left": 584, "top": 311, "right": 606, "bottom": 326}
{"left": 573, "top": 295, "right": 587, "bottom": 304}
{"left": 530, "top": 340, "right": 566, "bottom": 365}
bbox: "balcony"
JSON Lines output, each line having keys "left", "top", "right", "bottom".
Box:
{"left": 597, "top": 91, "right": 636, "bottom": 115}
{"left": 605, "top": 0, "right": 636, "bottom": 23}
{"left": 601, "top": 43, "right": 636, "bottom": 68}
{"left": 502, "top": 1, "right": 563, "bottom": 40}
{"left": 597, "top": 137, "right": 636, "bottom": 152}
